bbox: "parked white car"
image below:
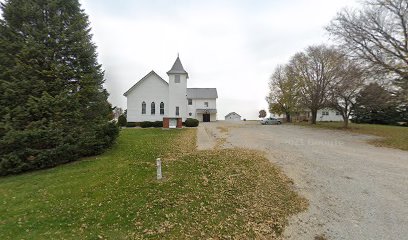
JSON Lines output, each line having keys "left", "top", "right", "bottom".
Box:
{"left": 260, "top": 117, "right": 281, "bottom": 125}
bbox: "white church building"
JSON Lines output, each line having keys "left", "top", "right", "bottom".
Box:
{"left": 124, "top": 56, "right": 218, "bottom": 123}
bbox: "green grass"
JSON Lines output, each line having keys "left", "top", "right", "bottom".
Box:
{"left": 0, "top": 128, "right": 306, "bottom": 239}
{"left": 294, "top": 122, "right": 408, "bottom": 151}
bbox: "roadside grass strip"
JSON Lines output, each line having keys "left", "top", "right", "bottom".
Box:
{"left": 295, "top": 122, "right": 408, "bottom": 151}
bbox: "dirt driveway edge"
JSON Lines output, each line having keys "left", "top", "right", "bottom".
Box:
{"left": 197, "top": 121, "right": 408, "bottom": 240}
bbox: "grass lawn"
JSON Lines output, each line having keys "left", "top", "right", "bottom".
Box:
{"left": 0, "top": 128, "right": 306, "bottom": 239}
{"left": 294, "top": 122, "right": 408, "bottom": 151}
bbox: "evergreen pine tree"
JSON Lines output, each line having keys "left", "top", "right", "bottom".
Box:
{"left": 352, "top": 83, "right": 400, "bottom": 125}
{"left": 0, "top": 0, "right": 118, "bottom": 175}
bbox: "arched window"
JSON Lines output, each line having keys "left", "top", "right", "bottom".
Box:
{"left": 151, "top": 102, "right": 155, "bottom": 115}
{"left": 160, "top": 102, "right": 164, "bottom": 115}
{"left": 142, "top": 101, "right": 146, "bottom": 114}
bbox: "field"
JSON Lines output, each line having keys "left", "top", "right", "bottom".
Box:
{"left": 295, "top": 122, "right": 408, "bottom": 151}
{"left": 0, "top": 128, "right": 306, "bottom": 239}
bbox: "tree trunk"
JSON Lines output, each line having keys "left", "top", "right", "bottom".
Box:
{"left": 311, "top": 110, "right": 317, "bottom": 124}
{"left": 286, "top": 113, "right": 291, "bottom": 123}
{"left": 343, "top": 115, "right": 349, "bottom": 128}
{"left": 343, "top": 103, "right": 349, "bottom": 128}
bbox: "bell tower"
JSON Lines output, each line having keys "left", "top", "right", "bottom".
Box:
{"left": 167, "top": 55, "right": 188, "bottom": 120}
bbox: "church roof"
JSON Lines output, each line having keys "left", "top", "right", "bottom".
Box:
{"left": 167, "top": 56, "right": 188, "bottom": 76}
{"left": 123, "top": 71, "right": 168, "bottom": 96}
{"left": 187, "top": 88, "right": 218, "bottom": 99}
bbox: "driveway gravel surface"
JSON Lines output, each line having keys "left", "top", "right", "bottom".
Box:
{"left": 197, "top": 121, "right": 408, "bottom": 240}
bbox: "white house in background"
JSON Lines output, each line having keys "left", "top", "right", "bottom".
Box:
{"left": 270, "top": 113, "right": 286, "bottom": 119}
{"left": 316, "top": 108, "right": 343, "bottom": 122}
{"left": 271, "top": 108, "right": 343, "bottom": 122}
{"left": 225, "top": 112, "right": 241, "bottom": 121}
{"left": 124, "top": 56, "right": 218, "bottom": 122}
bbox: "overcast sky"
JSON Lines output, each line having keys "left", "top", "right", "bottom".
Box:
{"left": 79, "top": 0, "right": 359, "bottom": 119}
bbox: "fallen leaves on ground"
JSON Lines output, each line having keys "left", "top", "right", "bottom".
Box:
{"left": 0, "top": 128, "right": 307, "bottom": 239}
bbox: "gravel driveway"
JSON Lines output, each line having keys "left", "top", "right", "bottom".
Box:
{"left": 197, "top": 121, "right": 408, "bottom": 240}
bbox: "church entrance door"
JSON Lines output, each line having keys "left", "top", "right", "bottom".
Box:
{"left": 203, "top": 114, "right": 210, "bottom": 122}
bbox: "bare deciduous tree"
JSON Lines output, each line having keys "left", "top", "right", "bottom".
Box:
{"left": 288, "top": 45, "right": 345, "bottom": 124}
{"left": 327, "top": 0, "right": 408, "bottom": 91}
{"left": 267, "top": 65, "right": 300, "bottom": 122}
{"left": 328, "top": 59, "right": 365, "bottom": 128}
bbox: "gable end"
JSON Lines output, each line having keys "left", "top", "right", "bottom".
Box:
{"left": 124, "top": 71, "right": 168, "bottom": 96}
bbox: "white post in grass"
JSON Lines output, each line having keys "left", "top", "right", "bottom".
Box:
{"left": 156, "top": 158, "right": 162, "bottom": 180}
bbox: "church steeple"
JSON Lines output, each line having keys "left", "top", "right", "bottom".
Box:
{"left": 167, "top": 55, "right": 188, "bottom": 120}
{"left": 167, "top": 55, "right": 188, "bottom": 78}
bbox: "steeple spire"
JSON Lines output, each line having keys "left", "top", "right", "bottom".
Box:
{"left": 167, "top": 54, "right": 188, "bottom": 78}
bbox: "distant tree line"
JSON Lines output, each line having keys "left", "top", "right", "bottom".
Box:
{"left": 267, "top": 0, "right": 408, "bottom": 128}
{"left": 0, "top": 0, "right": 119, "bottom": 175}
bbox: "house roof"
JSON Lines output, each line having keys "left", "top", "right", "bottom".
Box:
{"left": 187, "top": 88, "right": 218, "bottom": 99}
{"left": 225, "top": 112, "right": 241, "bottom": 117}
{"left": 167, "top": 56, "right": 188, "bottom": 77}
{"left": 123, "top": 71, "right": 168, "bottom": 96}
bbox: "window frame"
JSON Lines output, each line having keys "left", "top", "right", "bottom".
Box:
{"left": 142, "top": 101, "right": 146, "bottom": 114}
{"left": 151, "top": 102, "right": 155, "bottom": 115}
{"left": 175, "top": 75, "right": 180, "bottom": 83}
{"left": 160, "top": 102, "right": 164, "bottom": 115}
{"left": 176, "top": 106, "right": 180, "bottom": 116}
{"left": 204, "top": 102, "right": 209, "bottom": 107}
{"left": 188, "top": 99, "right": 192, "bottom": 105}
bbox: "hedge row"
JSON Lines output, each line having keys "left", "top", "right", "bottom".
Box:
{"left": 126, "top": 122, "right": 140, "bottom": 127}
{"left": 140, "top": 121, "right": 163, "bottom": 128}
{"left": 126, "top": 118, "right": 200, "bottom": 128}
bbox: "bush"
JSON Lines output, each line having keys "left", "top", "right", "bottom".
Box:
{"left": 126, "top": 122, "right": 139, "bottom": 128}
{"left": 140, "top": 121, "right": 163, "bottom": 128}
{"left": 140, "top": 121, "right": 152, "bottom": 128}
{"left": 102, "top": 122, "right": 120, "bottom": 147}
{"left": 0, "top": 122, "right": 120, "bottom": 176}
{"left": 118, "top": 114, "right": 127, "bottom": 127}
{"left": 154, "top": 121, "right": 163, "bottom": 128}
{"left": 76, "top": 122, "right": 120, "bottom": 157}
{"left": 185, "top": 118, "right": 199, "bottom": 127}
